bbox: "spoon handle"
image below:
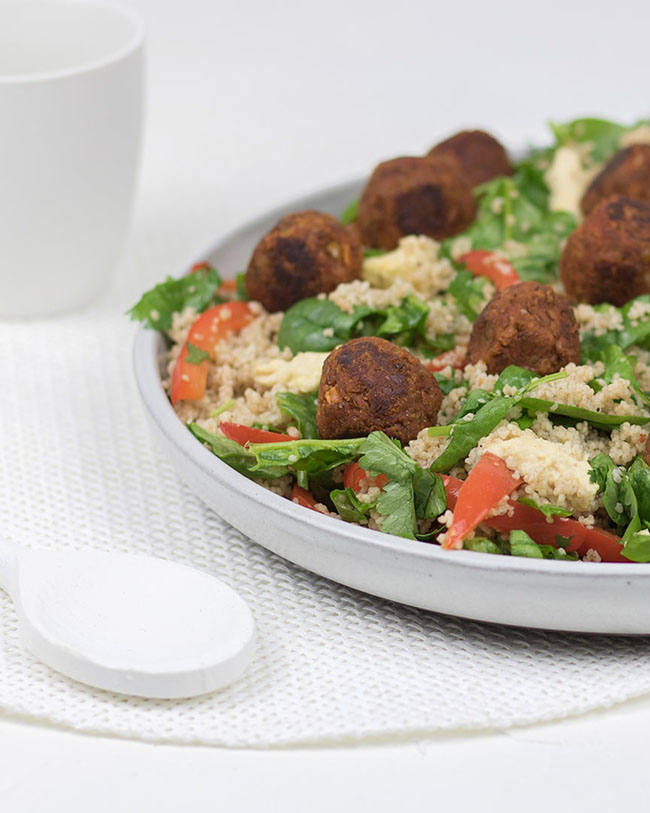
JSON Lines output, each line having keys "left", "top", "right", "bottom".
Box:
{"left": 0, "top": 538, "right": 18, "bottom": 595}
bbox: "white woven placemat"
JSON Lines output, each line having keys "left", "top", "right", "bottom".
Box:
{"left": 3, "top": 307, "right": 650, "bottom": 747}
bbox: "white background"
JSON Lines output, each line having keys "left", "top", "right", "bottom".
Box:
{"left": 3, "top": 0, "right": 650, "bottom": 809}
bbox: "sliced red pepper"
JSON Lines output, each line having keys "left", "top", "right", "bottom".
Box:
{"left": 441, "top": 473, "right": 627, "bottom": 563}
{"left": 458, "top": 250, "right": 520, "bottom": 291}
{"left": 442, "top": 452, "right": 523, "bottom": 550}
{"left": 170, "top": 302, "right": 254, "bottom": 405}
{"left": 343, "top": 462, "right": 389, "bottom": 492}
{"left": 220, "top": 422, "right": 293, "bottom": 446}
{"left": 291, "top": 485, "right": 319, "bottom": 511}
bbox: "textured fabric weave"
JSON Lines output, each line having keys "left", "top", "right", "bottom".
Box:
{"left": 3, "top": 307, "right": 650, "bottom": 747}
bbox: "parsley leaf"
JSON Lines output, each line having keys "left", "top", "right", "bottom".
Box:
{"left": 276, "top": 391, "right": 319, "bottom": 439}
{"left": 185, "top": 343, "right": 211, "bottom": 365}
{"left": 357, "top": 431, "right": 418, "bottom": 483}
{"left": 128, "top": 265, "right": 222, "bottom": 332}
{"left": 375, "top": 480, "right": 418, "bottom": 539}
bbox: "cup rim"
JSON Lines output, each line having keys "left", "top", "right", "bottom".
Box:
{"left": 0, "top": 0, "right": 145, "bottom": 84}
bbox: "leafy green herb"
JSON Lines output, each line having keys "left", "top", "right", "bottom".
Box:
{"left": 363, "top": 248, "right": 386, "bottom": 259}
{"left": 276, "top": 391, "right": 319, "bottom": 439}
{"left": 330, "top": 487, "right": 374, "bottom": 522}
{"left": 448, "top": 271, "right": 491, "bottom": 321}
{"left": 581, "top": 295, "right": 650, "bottom": 362}
{"left": 518, "top": 396, "right": 649, "bottom": 430}
{"left": 278, "top": 298, "right": 363, "bottom": 353}
{"left": 375, "top": 480, "right": 418, "bottom": 539}
{"left": 463, "top": 537, "right": 502, "bottom": 554}
{"left": 278, "top": 294, "right": 454, "bottom": 357}
{"left": 188, "top": 423, "right": 287, "bottom": 480}
{"left": 235, "top": 272, "right": 249, "bottom": 301}
{"left": 412, "top": 468, "right": 447, "bottom": 520}
{"left": 550, "top": 117, "right": 626, "bottom": 164}
{"left": 357, "top": 431, "right": 418, "bottom": 484}
{"left": 590, "top": 345, "right": 649, "bottom": 405}
{"left": 249, "top": 437, "right": 364, "bottom": 474}
{"left": 340, "top": 199, "right": 359, "bottom": 225}
{"left": 185, "top": 343, "right": 211, "bottom": 365}
{"left": 517, "top": 498, "right": 572, "bottom": 519}
{"left": 434, "top": 373, "right": 465, "bottom": 397}
{"left": 430, "top": 396, "right": 515, "bottom": 473}
{"left": 128, "top": 265, "right": 222, "bottom": 331}
{"left": 589, "top": 455, "right": 650, "bottom": 562}
{"left": 509, "top": 529, "right": 578, "bottom": 560}
{"left": 443, "top": 175, "right": 577, "bottom": 285}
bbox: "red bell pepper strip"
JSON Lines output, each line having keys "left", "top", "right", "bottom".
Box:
{"left": 343, "top": 462, "right": 389, "bottom": 492}
{"left": 220, "top": 422, "right": 294, "bottom": 447}
{"left": 441, "top": 472, "right": 628, "bottom": 563}
{"left": 442, "top": 452, "right": 523, "bottom": 550}
{"left": 458, "top": 250, "right": 520, "bottom": 291}
{"left": 291, "top": 485, "right": 319, "bottom": 511}
{"left": 170, "top": 301, "right": 254, "bottom": 405}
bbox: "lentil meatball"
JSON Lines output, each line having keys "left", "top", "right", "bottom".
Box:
{"left": 466, "top": 281, "right": 580, "bottom": 375}
{"left": 582, "top": 145, "right": 650, "bottom": 216}
{"left": 316, "top": 337, "right": 442, "bottom": 446}
{"left": 559, "top": 195, "right": 650, "bottom": 307}
{"left": 427, "top": 129, "right": 513, "bottom": 188}
{"left": 356, "top": 156, "right": 476, "bottom": 250}
{"left": 245, "top": 210, "right": 362, "bottom": 313}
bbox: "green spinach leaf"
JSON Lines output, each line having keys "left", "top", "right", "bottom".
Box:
{"left": 276, "top": 391, "right": 319, "bottom": 439}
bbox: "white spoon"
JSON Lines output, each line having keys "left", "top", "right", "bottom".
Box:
{"left": 0, "top": 540, "right": 255, "bottom": 698}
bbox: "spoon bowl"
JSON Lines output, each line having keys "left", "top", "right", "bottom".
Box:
{"left": 0, "top": 541, "right": 255, "bottom": 698}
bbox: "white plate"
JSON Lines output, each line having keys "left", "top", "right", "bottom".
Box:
{"left": 133, "top": 178, "right": 650, "bottom": 635}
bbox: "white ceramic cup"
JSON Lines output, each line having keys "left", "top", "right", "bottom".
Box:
{"left": 0, "top": 1, "right": 144, "bottom": 317}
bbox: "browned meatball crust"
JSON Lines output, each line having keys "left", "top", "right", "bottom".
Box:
{"left": 559, "top": 195, "right": 650, "bottom": 307}
{"left": 582, "top": 145, "right": 650, "bottom": 216}
{"left": 466, "top": 281, "right": 580, "bottom": 375}
{"left": 245, "top": 210, "right": 362, "bottom": 313}
{"left": 316, "top": 337, "right": 442, "bottom": 446}
{"left": 356, "top": 156, "right": 476, "bottom": 250}
{"left": 427, "top": 129, "right": 513, "bottom": 188}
